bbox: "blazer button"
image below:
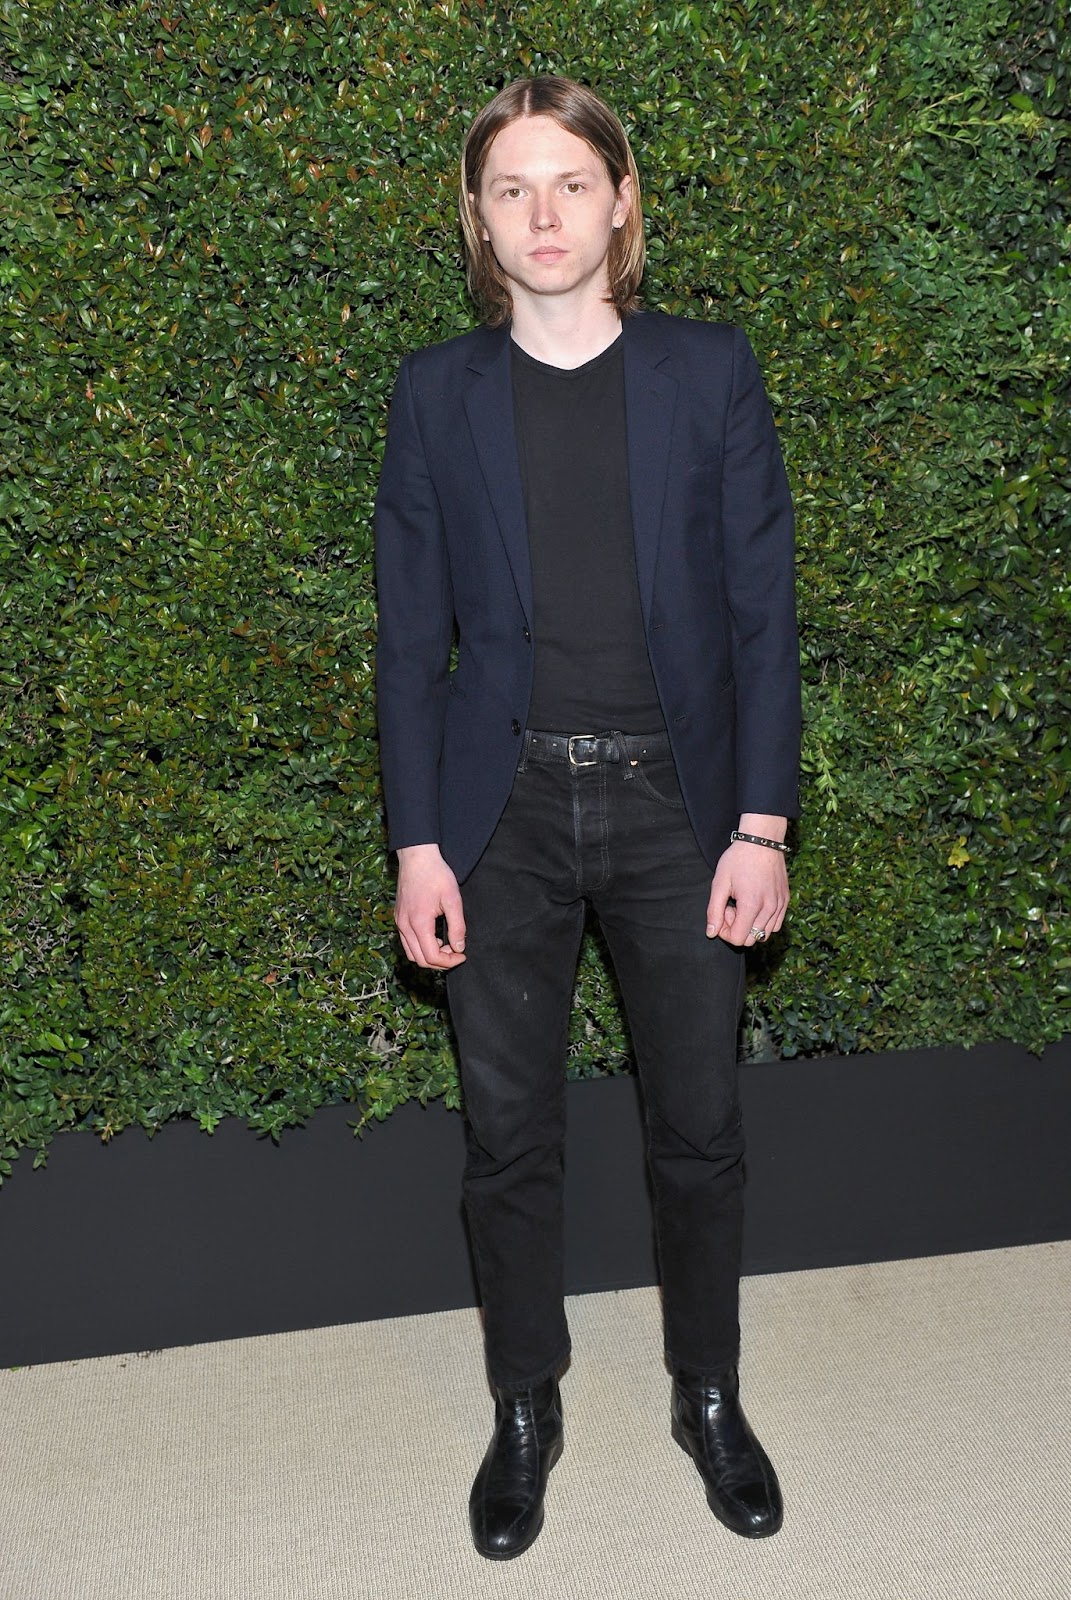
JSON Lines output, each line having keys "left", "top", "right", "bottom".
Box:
{"left": 511, "top": 719, "right": 521, "bottom": 736}
{"left": 523, "top": 626, "right": 531, "bottom": 643}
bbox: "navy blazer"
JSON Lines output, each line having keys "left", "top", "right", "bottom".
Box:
{"left": 375, "top": 311, "right": 801, "bottom": 884}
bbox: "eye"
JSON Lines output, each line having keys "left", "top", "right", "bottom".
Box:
{"left": 502, "top": 186, "right": 523, "bottom": 199}
{"left": 563, "top": 182, "right": 584, "bottom": 194}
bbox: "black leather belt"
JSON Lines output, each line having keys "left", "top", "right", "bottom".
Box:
{"left": 524, "top": 729, "right": 673, "bottom": 766}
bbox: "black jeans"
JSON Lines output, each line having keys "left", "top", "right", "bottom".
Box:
{"left": 446, "top": 731, "right": 746, "bottom": 1391}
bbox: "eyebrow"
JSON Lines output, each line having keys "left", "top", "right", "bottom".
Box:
{"left": 487, "top": 168, "right": 594, "bottom": 185}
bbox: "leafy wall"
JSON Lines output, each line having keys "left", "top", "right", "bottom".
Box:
{"left": 1, "top": 0, "right": 1067, "bottom": 1177}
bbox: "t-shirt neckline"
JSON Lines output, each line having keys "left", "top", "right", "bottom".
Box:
{"left": 510, "top": 332, "right": 623, "bottom": 379}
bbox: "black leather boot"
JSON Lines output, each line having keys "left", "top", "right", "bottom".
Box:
{"left": 469, "top": 1376, "right": 564, "bottom": 1560}
{"left": 671, "top": 1366, "right": 783, "bottom": 1538}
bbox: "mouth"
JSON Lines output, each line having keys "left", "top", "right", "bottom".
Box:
{"left": 530, "top": 247, "right": 567, "bottom": 262}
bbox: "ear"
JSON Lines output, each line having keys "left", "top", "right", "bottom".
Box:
{"left": 612, "top": 172, "right": 632, "bottom": 231}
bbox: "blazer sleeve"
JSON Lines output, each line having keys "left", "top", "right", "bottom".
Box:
{"left": 721, "top": 326, "right": 802, "bottom": 818}
{"left": 374, "top": 355, "right": 455, "bottom": 851}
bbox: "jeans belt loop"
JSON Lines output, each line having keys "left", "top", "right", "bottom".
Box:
{"left": 613, "top": 729, "right": 637, "bottom": 779}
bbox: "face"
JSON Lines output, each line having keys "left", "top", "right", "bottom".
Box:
{"left": 473, "top": 114, "right": 631, "bottom": 310}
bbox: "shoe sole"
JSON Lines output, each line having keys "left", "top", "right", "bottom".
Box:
{"left": 671, "top": 1416, "right": 783, "bottom": 1540}
{"left": 472, "top": 1433, "right": 564, "bottom": 1561}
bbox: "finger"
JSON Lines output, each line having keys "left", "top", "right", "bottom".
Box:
{"left": 771, "top": 884, "right": 790, "bottom": 931}
{"left": 422, "top": 914, "right": 470, "bottom": 969}
{"left": 419, "top": 930, "right": 455, "bottom": 968}
{"left": 400, "top": 919, "right": 433, "bottom": 967}
{"left": 400, "top": 923, "right": 443, "bottom": 969}
{"left": 752, "top": 897, "right": 778, "bottom": 944}
{"left": 765, "top": 895, "right": 788, "bottom": 935}
{"left": 748, "top": 894, "right": 783, "bottom": 944}
{"left": 736, "top": 908, "right": 768, "bottom": 940}
{"left": 721, "top": 889, "right": 758, "bottom": 946}
{"left": 408, "top": 913, "right": 450, "bottom": 969}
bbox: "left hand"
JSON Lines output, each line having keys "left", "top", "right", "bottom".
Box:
{"left": 706, "top": 835, "right": 789, "bottom": 947}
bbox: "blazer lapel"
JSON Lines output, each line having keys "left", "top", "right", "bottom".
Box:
{"left": 623, "top": 317, "right": 678, "bottom": 624}
{"left": 463, "top": 327, "right": 533, "bottom": 623}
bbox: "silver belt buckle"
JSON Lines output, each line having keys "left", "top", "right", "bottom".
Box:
{"left": 567, "top": 734, "right": 599, "bottom": 767}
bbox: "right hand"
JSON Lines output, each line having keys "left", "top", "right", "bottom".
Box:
{"left": 394, "top": 843, "right": 467, "bottom": 969}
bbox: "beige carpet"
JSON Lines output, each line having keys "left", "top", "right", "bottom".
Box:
{"left": 1, "top": 1242, "right": 1068, "bottom": 1600}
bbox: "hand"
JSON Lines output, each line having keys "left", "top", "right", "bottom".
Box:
{"left": 394, "top": 843, "right": 467, "bottom": 969}
{"left": 706, "top": 823, "right": 789, "bottom": 948}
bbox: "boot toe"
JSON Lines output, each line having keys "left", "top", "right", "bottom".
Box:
{"left": 711, "top": 1479, "right": 784, "bottom": 1539}
{"left": 470, "top": 1495, "right": 544, "bottom": 1559}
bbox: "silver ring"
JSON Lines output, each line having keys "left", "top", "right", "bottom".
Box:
{"left": 750, "top": 927, "right": 767, "bottom": 943}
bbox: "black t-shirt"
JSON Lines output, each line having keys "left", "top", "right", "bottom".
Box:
{"left": 511, "top": 336, "right": 664, "bottom": 733}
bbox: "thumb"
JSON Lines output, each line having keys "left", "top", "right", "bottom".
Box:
{"left": 443, "top": 888, "right": 466, "bottom": 953}
{"left": 706, "top": 869, "right": 732, "bottom": 939}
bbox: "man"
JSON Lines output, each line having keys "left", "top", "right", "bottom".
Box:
{"left": 375, "top": 75, "right": 800, "bottom": 1559}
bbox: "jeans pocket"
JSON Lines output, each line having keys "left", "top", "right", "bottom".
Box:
{"left": 630, "top": 755, "right": 687, "bottom": 810}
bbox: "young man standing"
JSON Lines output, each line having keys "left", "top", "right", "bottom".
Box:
{"left": 375, "top": 76, "right": 800, "bottom": 1559}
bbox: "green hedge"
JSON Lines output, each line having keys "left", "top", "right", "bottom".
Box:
{"left": 1, "top": 0, "right": 1067, "bottom": 1178}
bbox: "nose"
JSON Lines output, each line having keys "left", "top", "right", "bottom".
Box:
{"left": 530, "top": 189, "right": 561, "bottom": 232}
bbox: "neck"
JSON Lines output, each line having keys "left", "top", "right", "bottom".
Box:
{"left": 508, "top": 289, "right": 622, "bottom": 370}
